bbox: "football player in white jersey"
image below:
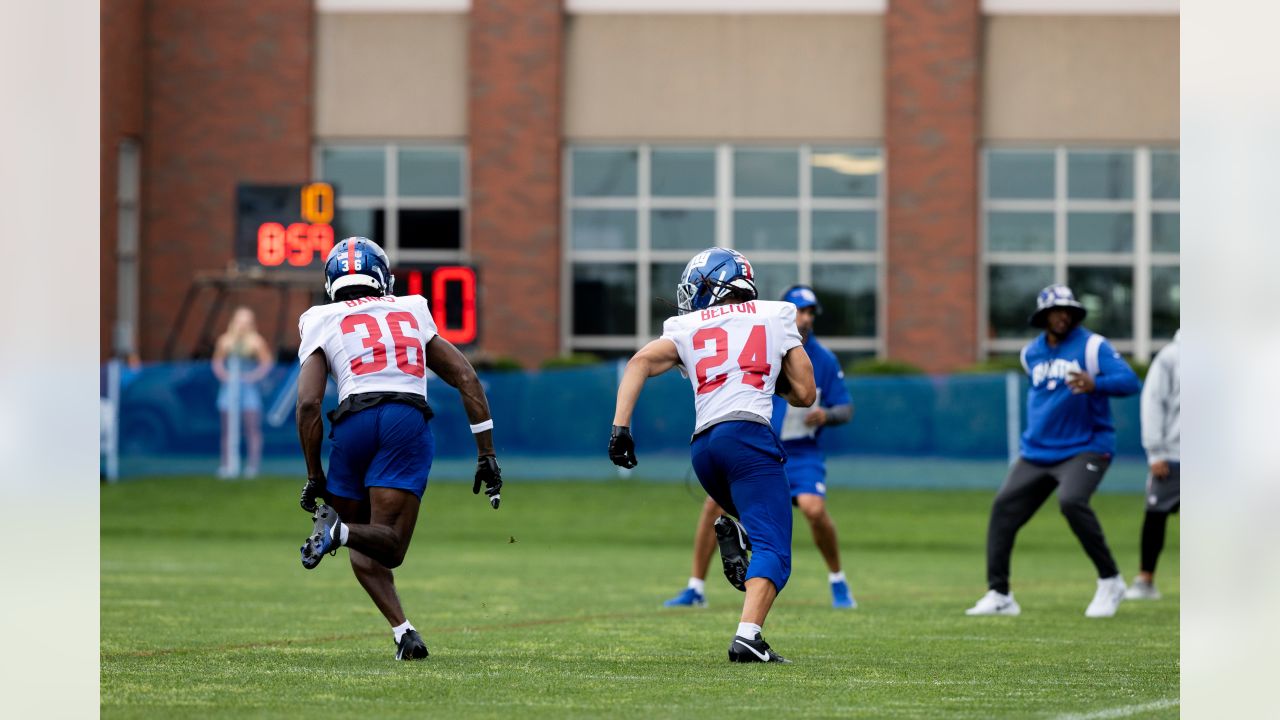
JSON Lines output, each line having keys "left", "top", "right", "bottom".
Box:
{"left": 609, "top": 247, "right": 816, "bottom": 663}
{"left": 295, "top": 237, "right": 504, "bottom": 661}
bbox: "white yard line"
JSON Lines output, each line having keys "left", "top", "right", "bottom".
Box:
{"left": 1054, "top": 698, "right": 1179, "bottom": 720}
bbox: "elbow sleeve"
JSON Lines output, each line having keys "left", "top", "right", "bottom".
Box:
{"left": 825, "top": 404, "right": 853, "bottom": 426}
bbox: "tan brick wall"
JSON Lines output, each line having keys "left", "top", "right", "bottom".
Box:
{"left": 140, "top": 0, "right": 313, "bottom": 360}
{"left": 885, "top": 0, "right": 981, "bottom": 372}
{"left": 984, "top": 15, "right": 1179, "bottom": 142}
{"left": 564, "top": 14, "right": 882, "bottom": 142}
{"left": 100, "top": 0, "right": 147, "bottom": 360}
{"left": 469, "top": 0, "right": 564, "bottom": 367}
{"left": 314, "top": 12, "right": 468, "bottom": 139}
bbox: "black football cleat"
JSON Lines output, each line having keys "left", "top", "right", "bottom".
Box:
{"left": 728, "top": 633, "right": 791, "bottom": 664}
{"left": 300, "top": 503, "right": 342, "bottom": 570}
{"left": 714, "top": 515, "right": 751, "bottom": 591}
{"left": 395, "top": 629, "right": 429, "bottom": 661}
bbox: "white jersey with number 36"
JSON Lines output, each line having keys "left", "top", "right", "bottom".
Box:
{"left": 661, "top": 300, "right": 803, "bottom": 435}
{"left": 297, "top": 294, "right": 439, "bottom": 403}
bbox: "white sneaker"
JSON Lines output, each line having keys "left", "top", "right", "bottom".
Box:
{"left": 965, "top": 589, "right": 1021, "bottom": 616}
{"left": 1085, "top": 576, "right": 1127, "bottom": 617}
{"left": 1124, "top": 578, "right": 1161, "bottom": 600}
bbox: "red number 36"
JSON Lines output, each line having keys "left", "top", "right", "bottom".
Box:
{"left": 339, "top": 312, "right": 426, "bottom": 378}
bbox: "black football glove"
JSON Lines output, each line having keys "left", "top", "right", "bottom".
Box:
{"left": 300, "top": 475, "right": 327, "bottom": 513}
{"left": 474, "top": 455, "right": 503, "bottom": 509}
{"left": 608, "top": 425, "right": 638, "bottom": 469}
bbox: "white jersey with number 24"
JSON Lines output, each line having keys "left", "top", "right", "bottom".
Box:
{"left": 661, "top": 300, "right": 803, "bottom": 435}
{"left": 297, "top": 294, "right": 439, "bottom": 403}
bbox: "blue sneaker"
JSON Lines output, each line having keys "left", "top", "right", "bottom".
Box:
{"left": 663, "top": 587, "right": 707, "bottom": 608}
{"left": 831, "top": 579, "right": 857, "bottom": 609}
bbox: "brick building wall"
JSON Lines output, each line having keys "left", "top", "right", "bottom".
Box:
{"left": 104, "top": 3, "right": 1164, "bottom": 371}
{"left": 468, "top": 0, "right": 564, "bottom": 367}
{"left": 885, "top": 0, "right": 982, "bottom": 373}
{"left": 139, "top": 0, "right": 313, "bottom": 360}
{"left": 100, "top": 0, "right": 147, "bottom": 359}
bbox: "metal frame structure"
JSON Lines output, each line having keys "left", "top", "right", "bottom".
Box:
{"left": 978, "top": 145, "right": 1179, "bottom": 362}
{"left": 562, "top": 143, "right": 885, "bottom": 356}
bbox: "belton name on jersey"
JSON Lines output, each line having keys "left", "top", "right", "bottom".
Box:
{"left": 661, "top": 299, "right": 803, "bottom": 435}
{"left": 297, "top": 294, "right": 439, "bottom": 403}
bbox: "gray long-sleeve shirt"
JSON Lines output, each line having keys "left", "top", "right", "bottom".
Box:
{"left": 1141, "top": 330, "right": 1180, "bottom": 463}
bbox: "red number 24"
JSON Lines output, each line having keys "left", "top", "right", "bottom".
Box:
{"left": 692, "top": 324, "right": 771, "bottom": 395}
{"left": 339, "top": 311, "right": 426, "bottom": 377}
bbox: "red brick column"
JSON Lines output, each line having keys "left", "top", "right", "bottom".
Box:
{"left": 100, "top": 0, "right": 147, "bottom": 360}
{"left": 140, "top": 0, "right": 312, "bottom": 360}
{"left": 469, "top": 0, "right": 564, "bottom": 367}
{"left": 885, "top": 0, "right": 982, "bottom": 373}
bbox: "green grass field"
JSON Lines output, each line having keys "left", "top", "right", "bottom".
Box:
{"left": 102, "top": 477, "right": 1179, "bottom": 719}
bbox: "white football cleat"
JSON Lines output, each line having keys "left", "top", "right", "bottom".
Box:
{"left": 1085, "top": 576, "right": 1127, "bottom": 618}
{"left": 965, "top": 589, "right": 1021, "bottom": 616}
{"left": 1124, "top": 578, "right": 1162, "bottom": 600}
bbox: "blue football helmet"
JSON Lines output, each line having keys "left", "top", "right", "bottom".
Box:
{"left": 324, "top": 237, "right": 395, "bottom": 301}
{"left": 781, "top": 284, "right": 822, "bottom": 314}
{"left": 1028, "top": 284, "right": 1086, "bottom": 328}
{"left": 677, "top": 247, "right": 758, "bottom": 314}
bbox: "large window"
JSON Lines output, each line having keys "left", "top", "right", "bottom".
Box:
{"left": 564, "top": 145, "right": 884, "bottom": 358}
{"left": 315, "top": 144, "right": 467, "bottom": 263}
{"left": 982, "top": 147, "right": 1179, "bottom": 360}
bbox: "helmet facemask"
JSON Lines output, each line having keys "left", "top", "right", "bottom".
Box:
{"left": 676, "top": 271, "right": 757, "bottom": 314}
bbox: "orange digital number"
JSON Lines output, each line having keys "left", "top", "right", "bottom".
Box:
{"left": 286, "top": 223, "right": 310, "bottom": 266}
{"left": 257, "top": 222, "right": 286, "bottom": 266}
{"left": 310, "top": 223, "right": 334, "bottom": 261}
{"left": 300, "top": 182, "right": 334, "bottom": 224}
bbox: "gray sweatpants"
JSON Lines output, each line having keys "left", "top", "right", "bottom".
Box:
{"left": 986, "top": 452, "right": 1120, "bottom": 594}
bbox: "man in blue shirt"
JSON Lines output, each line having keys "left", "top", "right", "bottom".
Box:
{"left": 966, "top": 284, "right": 1141, "bottom": 619}
{"left": 663, "top": 285, "right": 857, "bottom": 609}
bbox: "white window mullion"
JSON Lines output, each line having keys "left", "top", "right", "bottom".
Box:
{"left": 876, "top": 145, "right": 888, "bottom": 358}
{"left": 1054, "top": 146, "right": 1068, "bottom": 285}
{"left": 717, "top": 144, "right": 732, "bottom": 249}
{"left": 1134, "top": 147, "right": 1153, "bottom": 361}
{"left": 460, "top": 145, "right": 471, "bottom": 260}
{"left": 561, "top": 148, "right": 574, "bottom": 355}
{"left": 637, "top": 145, "right": 652, "bottom": 344}
{"left": 977, "top": 147, "right": 990, "bottom": 359}
{"left": 385, "top": 144, "right": 399, "bottom": 263}
{"left": 798, "top": 145, "right": 813, "bottom": 286}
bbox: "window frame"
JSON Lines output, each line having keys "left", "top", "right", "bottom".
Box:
{"left": 562, "top": 143, "right": 886, "bottom": 356}
{"left": 979, "top": 145, "right": 1179, "bottom": 361}
{"left": 313, "top": 141, "right": 469, "bottom": 265}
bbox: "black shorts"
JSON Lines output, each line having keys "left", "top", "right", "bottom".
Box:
{"left": 1145, "top": 462, "right": 1180, "bottom": 513}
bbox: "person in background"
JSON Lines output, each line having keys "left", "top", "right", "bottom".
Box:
{"left": 296, "top": 237, "right": 504, "bottom": 661}
{"left": 662, "top": 285, "right": 856, "bottom": 610}
{"left": 1126, "top": 330, "right": 1180, "bottom": 600}
{"left": 965, "top": 284, "right": 1141, "bottom": 619}
{"left": 212, "top": 306, "right": 274, "bottom": 479}
{"left": 610, "top": 247, "right": 816, "bottom": 663}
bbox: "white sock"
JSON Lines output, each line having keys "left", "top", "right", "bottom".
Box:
{"left": 688, "top": 577, "right": 706, "bottom": 595}
{"left": 736, "top": 622, "right": 762, "bottom": 639}
{"left": 335, "top": 522, "right": 349, "bottom": 546}
{"left": 829, "top": 571, "right": 846, "bottom": 584}
{"left": 392, "top": 619, "right": 415, "bottom": 643}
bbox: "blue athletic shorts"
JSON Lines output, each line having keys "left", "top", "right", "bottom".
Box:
{"left": 691, "top": 420, "right": 792, "bottom": 593}
{"left": 783, "top": 445, "right": 827, "bottom": 499}
{"left": 327, "top": 402, "right": 434, "bottom": 501}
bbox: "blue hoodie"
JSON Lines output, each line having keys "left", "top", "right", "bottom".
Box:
{"left": 770, "top": 333, "right": 851, "bottom": 454}
{"left": 1019, "top": 326, "right": 1141, "bottom": 464}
